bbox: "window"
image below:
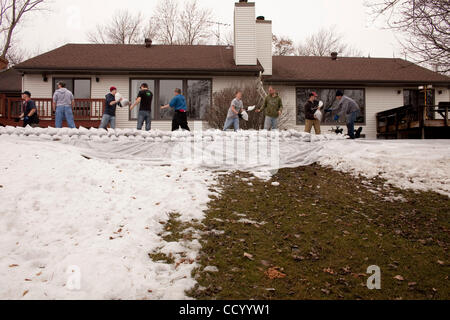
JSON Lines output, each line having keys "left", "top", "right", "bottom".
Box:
{"left": 130, "top": 80, "right": 155, "bottom": 120}
{"left": 404, "top": 89, "right": 435, "bottom": 107}
{"left": 129, "top": 79, "right": 212, "bottom": 121}
{"left": 296, "top": 88, "right": 366, "bottom": 125}
{"left": 54, "top": 78, "right": 91, "bottom": 118}
{"left": 159, "top": 80, "right": 183, "bottom": 120}
{"left": 53, "top": 78, "right": 91, "bottom": 98}
{"left": 187, "top": 80, "right": 212, "bottom": 120}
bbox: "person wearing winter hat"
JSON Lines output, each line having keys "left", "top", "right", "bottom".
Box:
{"left": 99, "top": 86, "right": 122, "bottom": 129}
{"left": 304, "top": 91, "right": 321, "bottom": 135}
{"left": 19, "top": 91, "right": 39, "bottom": 128}
{"left": 325, "top": 90, "right": 360, "bottom": 139}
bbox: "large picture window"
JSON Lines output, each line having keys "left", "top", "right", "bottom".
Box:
{"left": 296, "top": 88, "right": 366, "bottom": 125}
{"left": 187, "top": 80, "right": 211, "bottom": 120}
{"left": 53, "top": 78, "right": 91, "bottom": 99}
{"left": 129, "top": 78, "right": 212, "bottom": 121}
{"left": 159, "top": 80, "right": 183, "bottom": 120}
{"left": 54, "top": 78, "right": 91, "bottom": 118}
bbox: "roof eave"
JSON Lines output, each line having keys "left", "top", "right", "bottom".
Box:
{"left": 14, "top": 67, "right": 263, "bottom": 76}
{"left": 263, "top": 78, "right": 450, "bottom": 87}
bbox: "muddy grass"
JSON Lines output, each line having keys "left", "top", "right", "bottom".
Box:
{"left": 184, "top": 165, "right": 449, "bottom": 300}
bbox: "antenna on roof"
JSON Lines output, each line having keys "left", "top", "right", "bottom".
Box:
{"left": 207, "top": 20, "right": 231, "bottom": 45}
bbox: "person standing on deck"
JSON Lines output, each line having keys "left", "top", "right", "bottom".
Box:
{"left": 99, "top": 86, "right": 122, "bottom": 130}
{"left": 325, "top": 91, "right": 360, "bottom": 139}
{"left": 130, "top": 83, "right": 153, "bottom": 131}
{"left": 19, "top": 91, "right": 39, "bottom": 128}
{"left": 257, "top": 86, "right": 283, "bottom": 130}
{"left": 53, "top": 81, "right": 76, "bottom": 129}
{"left": 304, "top": 92, "right": 321, "bottom": 135}
{"left": 160, "top": 88, "right": 190, "bottom": 131}
{"left": 223, "top": 91, "right": 244, "bottom": 132}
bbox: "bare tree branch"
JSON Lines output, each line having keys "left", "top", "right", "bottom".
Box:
{"left": 178, "top": 0, "right": 213, "bottom": 45}
{"left": 0, "top": 0, "right": 47, "bottom": 59}
{"left": 272, "top": 35, "right": 295, "bottom": 56}
{"left": 151, "top": 0, "right": 178, "bottom": 45}
{"left": 87, "top": 9, "right": 144, "bottom": 45}
{"left": 296, "top": 27, "right": 363, "bottom": 57}
{"left": 367, "top": 0, "right": 450, "bottom": 74}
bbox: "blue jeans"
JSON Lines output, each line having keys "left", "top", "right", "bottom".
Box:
{"left": 223, "top": 117, "right": 239, "bottom": 132}
{"left": 264, "top": 116, "right": 278, "bottom": 130}
{"left": 55, "top": 106, "right": 76, "bottom": 128}
{"left": 137, "top": 110, "right": 151, "bottom": 131}
{"left": 99, "top": 114, "right": 116, "bottom": 129}
{"left": 346, "top": 111, "right": 359, "bottom": 139}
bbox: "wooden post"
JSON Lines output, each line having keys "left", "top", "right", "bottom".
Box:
{"left": 445, "top": 106, "right": 448, "bottom": 127}
{"left": 7, "top": 99, "right": 11, "bottom": 120}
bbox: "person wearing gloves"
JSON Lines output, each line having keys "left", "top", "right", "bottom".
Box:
{"left": 304, "top": 92, "right": 321, "bottom": 135}
{"left": 326, "top": 91, "right": 360, "bottom": 139}
{"left": 19, "top": 91, "right": 39, "bottom": 128}
{"left": 99, "top": 86, "right": 122, "bottom": 130}
{"left": 223, "top": 91, "right": 244, "bottom": 132}
{"left": 257, "top": 86, "right": 283, "bottom": 131}
{"left": 160, "top": 88, "right": 190, "bottom": 131}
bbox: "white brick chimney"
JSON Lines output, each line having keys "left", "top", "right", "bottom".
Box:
{"left": 234, "top": 1, "right": 272, "bottom": 75}
{"left": 256, "top": 17, "right": 272, "bottom": 75}
{"left": 234, "top": 1, "right": 257, "bottom": 66}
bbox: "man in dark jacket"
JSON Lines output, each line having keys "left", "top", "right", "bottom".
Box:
{"left": 304, "top": 92, "right": 321, "bottom": 134}
{"left": 100, "top": 86, "right": 122, "bottom": 129}
{"left": 326, "top": 90, "right": 360, "bottom": 139}
{"left": 19, "top": 91, "right": 39, "bottom": 128}
{"left": 130, "top": 83, "right": 153, "bottom": 131}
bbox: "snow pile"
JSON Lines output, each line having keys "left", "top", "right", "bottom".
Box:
{"left": 0, "top": 136, "right": 217, "bottom": 300}
{"left": 318, "top": 140, "right": 450, "bottom": 197}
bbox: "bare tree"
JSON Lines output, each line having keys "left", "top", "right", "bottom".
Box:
{"left": 87, "top": 9, "right": 144, "bottom": 45}
{"left": 0, "top": 0, "right": 46, "bottom": 59}
{"left": 179, "top": 0, "right": 213, "bottom": 45}
{"left": 296, "top": 27, "right": 362, "bottom": 57}
{"left": 272, "top": 35, "right": 295, "bottom": 56}
{"left": 367, "top": 0, "right": 450, "bottom": 74}
{"left": 151, "top": 0, "right": 178, "bottom": 45}
{"left": 207, "top": 83, "right": 291, "bottom": 130}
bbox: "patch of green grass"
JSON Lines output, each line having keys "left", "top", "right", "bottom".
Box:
{"left": 188, "top": 165, "right": 450, "bottom": 300}
{"left": 149, "top": 212, "right": 202, "bottom": 264}
{"left": 148, "top": 252, "right": 176, "bottom": 264}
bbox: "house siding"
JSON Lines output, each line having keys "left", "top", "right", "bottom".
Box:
{"left": 21, "top": 74, "right": 449, "bottom": 136}
{"left": 256, "top": 21, "right": 272, "bottom": 76}
{"left": 270, "top": 85, "right": 405, "bottom": 139}
{"left": 234, "top": 5, "right": 257, "bottom": 66}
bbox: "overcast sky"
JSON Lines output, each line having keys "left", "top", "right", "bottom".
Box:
{"left": 16, "top": 0, "right": 403, "bottom": 59}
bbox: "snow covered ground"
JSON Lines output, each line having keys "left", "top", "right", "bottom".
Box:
{"left": 0, "top": 126, "right": 449, "bottom": 300}
{"left": 0, "top": 133, "right": 217, "bottom": 300}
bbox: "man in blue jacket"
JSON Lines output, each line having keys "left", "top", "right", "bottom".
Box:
{"left": 161, "top": 88, "right": 190, "bottom": 131}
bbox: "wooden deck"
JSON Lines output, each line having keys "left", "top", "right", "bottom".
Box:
{"left": 377, "top": 103, "right": 449, "bottom": 139}
{"left": 0, "top": 97, "right": 104, "bottom": 128}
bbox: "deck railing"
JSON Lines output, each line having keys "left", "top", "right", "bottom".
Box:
{"left": 377, "top": 103, "right": 449, "bottom": 138}
{"left": 0, "top": 98, "right": 105, "bottom": 121}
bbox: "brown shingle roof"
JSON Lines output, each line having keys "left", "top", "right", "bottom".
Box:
{"left": 14, "top": 43, "right": 263, "bottom": 74}
{"left": 0, "top": 68, "right": 22, "bottom": 93}
{"left": 268, "top": 56, "right": 450, "bottom": 85}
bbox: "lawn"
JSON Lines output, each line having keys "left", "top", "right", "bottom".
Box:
{"left": 180, "top": 165, "right": 449, "bottom": 300}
